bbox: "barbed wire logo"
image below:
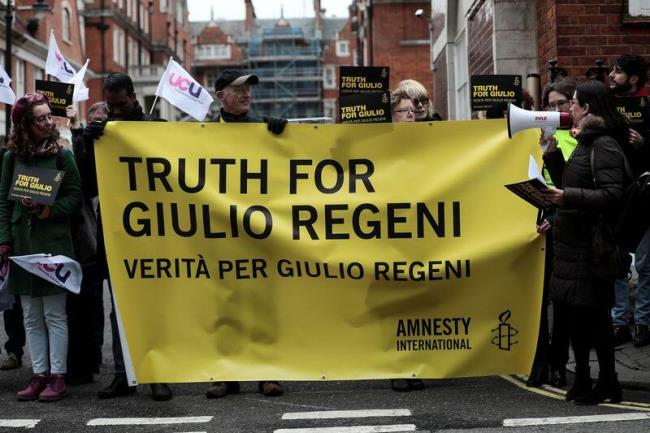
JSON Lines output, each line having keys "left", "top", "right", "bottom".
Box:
{"left": 491, "top": 309, "right": 518, "bottom": 351}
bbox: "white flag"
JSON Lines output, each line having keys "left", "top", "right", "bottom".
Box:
{"left": 45, "top": 31, "right": 76, "bottom": 82}
{"left": 155, "top": 58, "right": 214, "bottom": 121}
{"left": 0, "top": 64, "right": 16, "bottom": 105}
{"left": 10, "top": 254, "right": 82, "bottom": 294}
{"left": 69, "top": 59, "right": 90, "bottom": 103}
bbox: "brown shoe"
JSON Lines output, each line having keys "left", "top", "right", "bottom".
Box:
{"left": 206, "top": 381, "right": 240, "bottom": 399}
{"left": 259, "top": 381, "right": 283, "bottom": 397}
{"left": 0, "top": 353, "right": 22, "bottom": 370}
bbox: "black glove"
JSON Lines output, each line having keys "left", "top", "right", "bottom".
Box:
{"left": 263, "top": 116, "right": 287, "bottom": 135}
{"left": 83, "top": 121, "right": 106, "bottom": 141}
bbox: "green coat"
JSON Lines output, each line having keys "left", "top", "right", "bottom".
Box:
{"left": 0, "top": 148, "right": 82, "bottom": 297}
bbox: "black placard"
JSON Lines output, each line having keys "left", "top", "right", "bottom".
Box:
{"left": 9, "top": 164, "right": 65, "bottom": 205}
{"left": 504, "top": 178, "right": 552, "bottom": 209}
{"left": 471, "top": 75, "right": 522, "bottom": 111}
{"left": 339, "top": 92, "right": 392, "bottom": 124}
{"left": 339, "top": 66, "right": 389, "bottom": 95}
{"left": 615, "top": 96, "right": 646, "bottom": 130}
{"left": 35, "top": 80, "right": 74, "bottom": 117}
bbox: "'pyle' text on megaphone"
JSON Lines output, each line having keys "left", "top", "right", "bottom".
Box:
{"left": 507, "top": 103, "right": 572, "bottom": 139}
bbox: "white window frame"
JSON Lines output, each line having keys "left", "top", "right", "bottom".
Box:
{"left": 323, "top": 65, "right": 336, "bottom": 89}
{"left": 453, "top": 29, "right": 469, "bottom": 120}
{"left": 15, "top": 59, "right": 25, "bottom": 98}
{"left": 62, "top": 6, "right": 71, "bottom": 42}
{"left": 336, "top": 40, "right": 350, "bottom": 57}
{"left": 323, "top": 99, "right": 336, "bottom": 119}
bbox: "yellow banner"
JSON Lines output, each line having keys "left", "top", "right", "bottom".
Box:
{"left": 95, "top": 121, "right": 544, "bottom": 384}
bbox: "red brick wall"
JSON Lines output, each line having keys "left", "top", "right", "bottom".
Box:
{"left": 537, "top": 0, "right": 650, "bottom": 86}
{"left": 467, "top": 1, "right": 494, "bottom": 76}
{"left": 370, "top": 2, "right": 432, "bottom": 95}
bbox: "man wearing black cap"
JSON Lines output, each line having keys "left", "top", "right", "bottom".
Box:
{"left": 213, "top": 69, "right": 287, "bottom": 134}
{"left": 206, "top": 69, "right": 285, "bottom": 399}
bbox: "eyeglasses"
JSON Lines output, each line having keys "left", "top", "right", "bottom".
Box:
{"left": 412, "top": 97, "right": 429, "bottom": 106}
{"left": 547, "top": 99, "right": 569, "bottom": 110}
{"left": 394, "top": 107, "right": 416, "bottom": 114}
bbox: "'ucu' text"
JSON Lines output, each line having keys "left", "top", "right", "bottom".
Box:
{"left": 37, "top": 263, "right": 71, "bottom": 284}
{"left": 168, "top": 73, "right": 202, "bottom": 97}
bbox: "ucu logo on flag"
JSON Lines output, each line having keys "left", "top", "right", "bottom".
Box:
{"left": 55, "top": 52, "right": 74, "bottom": 75}
{"left": 10, "top": 254, "right": 82, "bottom": 294}
{"left": 168, "top": 72, "right": 202, "bottom": 98}
{"left": 36, "top": 262, "right": 72, "bottom": 284}
{"left": 155, "top": 58, "right": 214, "bottom": 121}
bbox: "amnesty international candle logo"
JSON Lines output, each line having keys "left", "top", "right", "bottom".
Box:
{"left": 491, "top": 310, "right": 519, "bottom": 351}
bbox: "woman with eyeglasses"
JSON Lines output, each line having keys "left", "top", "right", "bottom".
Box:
{"left": 527, "top": 78, "right": 578, "bottom": 390}
{"left": 396, "top": 79, "right": 442, "bottom": 121}
{"left": 391, "top": 91, "right": 416, "bottom": 123}
{"left": 0, "top": 93, "right": 82, "bottom": 401}
{"left": 541, "top": 80, "right": 628, "bottom": 405}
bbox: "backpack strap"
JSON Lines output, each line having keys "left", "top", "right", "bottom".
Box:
{"left": 589, "top": 142, "right": 633, "bottom": 188}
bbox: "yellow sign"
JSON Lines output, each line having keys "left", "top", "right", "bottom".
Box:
{"left": 95, "top": 121, "right": 544, "bottom": 384}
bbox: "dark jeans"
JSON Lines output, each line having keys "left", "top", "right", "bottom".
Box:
{"left": 108, "top": 282, "right": 125, "bottom": 375}
{"left": 67, "top": 264, "right": 103, "bottom": 377}
{"left": 2, "top": 296, "right": 25, "bottom": 357}
{"left": 532, "top": 232, "right": 570, "bottom": 372}
{"left": 567, "top": 300, "right": 617, "bottom": 380}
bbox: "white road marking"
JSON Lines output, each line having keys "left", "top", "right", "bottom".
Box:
{"left": 0, "top": 420, "right": 40, "bottom": 428}
{"left": 503, "top": 412, "right": 650, "bottom": 427}
{"left": 274, "top": 425, "right": 416, "bottom": 433}
{"left": 87, "top": 416, "right": 213, "bottom": 426}
{"left": 283, "top": 409, "right": 412, "bottom": 420}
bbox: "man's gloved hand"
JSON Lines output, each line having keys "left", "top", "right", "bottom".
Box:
{"left": 263, "top": 116, "right": 288, "bottom": 135}
{"left": 21, "top": 197, "right": 39, "bottom": 213}
{"left": 0, "top": 244, "right": 11, "bottom": 264}
{"left": 83, "top": 120, "right": 106, "bottom": 141}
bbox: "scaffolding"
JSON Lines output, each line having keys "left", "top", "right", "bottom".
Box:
{"left": 248, "top": 24, "right": 323, "bottom": 118}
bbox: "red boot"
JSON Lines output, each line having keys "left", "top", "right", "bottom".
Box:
{"left": 17, "top": 374, "right": 49, "bottom": 401}
{"left": 39, "top": 374, "right": 66, "bottom": 402}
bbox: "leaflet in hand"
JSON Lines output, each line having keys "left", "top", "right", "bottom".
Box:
{"left": 504, "top": 155, "right": 553, "bottom": 209}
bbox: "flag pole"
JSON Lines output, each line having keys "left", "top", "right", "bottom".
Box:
{"left": 149, "top": 57, "right": 172, "bottom": 116}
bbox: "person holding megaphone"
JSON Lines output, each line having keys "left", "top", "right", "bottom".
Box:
{"left": 526, "top": 78, "right": 578, "bottom": 390}
{"left": 540, "top": 80, "right": 629, "bottom": 405}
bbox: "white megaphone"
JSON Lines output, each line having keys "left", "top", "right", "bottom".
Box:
{"left": 507, "top": 103, "right": 572, "bottom": 139}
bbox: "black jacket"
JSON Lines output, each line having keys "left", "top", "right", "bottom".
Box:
{"left": 213, "top": 108, "right": 262, "bottom": 123}
{"left": 543, "top": 115, "right": 626, "bottom": 308}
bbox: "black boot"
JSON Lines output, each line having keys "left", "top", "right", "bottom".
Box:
{"left": 574, "top": 373, "right": 622, "bottom": 405}
{"left": 565, "top": 367, "right": 591, "bottom": 401}
{"left": 97, "top": 374, "right": 136, "bottom": 399}
{"left": 150, "top": 383, "right": 172, "bottom": 401}
{"left": 549, "top": 367, "right": 567, "bottom": 388}
{"left": 526, "top": 363, "right": 549, "bottom": 387}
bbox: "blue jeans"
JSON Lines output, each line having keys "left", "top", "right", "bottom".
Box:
{"left": 21, "top": 294, "right": 68, "bottom": 375}
{"left": 612, "top": 226, "right": 650, "bottom": 326}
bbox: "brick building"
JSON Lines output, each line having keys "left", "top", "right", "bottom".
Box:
{"left": 191, "top": 0, "right": 348, "bottom": 120}
{"left": 0, "top": 0, "right": 88, "bottom": 138}
{"left": 84, "top": 0, "right": 192, "bottom": 120}
{"left": 430, "top": 0, "right": 650, "bottom": 121}
{"left": 350, "top": 0, "right": 432, "bottom": 96}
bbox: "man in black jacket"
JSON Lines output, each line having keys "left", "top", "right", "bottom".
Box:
{"left": 206, "top": 69, "right": 285, "bottom": 399}
{"left": 212, "top": 69, "right": 287, "bottom": 134}
{"left": 82, "top": 73, "right": 173, "bottom": 401}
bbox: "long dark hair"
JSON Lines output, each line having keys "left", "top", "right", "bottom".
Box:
{"left": 7, "top": 102, "right": 61, "bottom": 160}
{"left": 575, "top": 80, "right": 628, "bottom": 143}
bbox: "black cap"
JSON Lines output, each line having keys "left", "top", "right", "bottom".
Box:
{"left": 214, "top": 69, "right": 260, "bottom": 91}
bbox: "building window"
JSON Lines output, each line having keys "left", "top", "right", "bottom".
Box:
{"left": 205, "top": 71, "right": 220, "bottom": 89}
{"left": 15, "top": 59, "right": 25, "bottom": 98}
{"left": 323, "top": 65, "right": 336, "bottom": 89}
{"left": 160, "top": 0, "right": 167, "bottom": 13}
{"left": 336, "top": 41, "right": 350, "bottom": 57}
{"left": 196, "top": 44, "right": 231, "bottom": 60}
{"left": 33, "top": 67, "right": 44, "bottom": 83}
{"left": 62, "top": 8, "right": 71, "bottom": 42}
{"left": 113, "top": 28, "right": 125, "bottom": 66}
{"left": 323, "top": 99, "right": 336, "bottom": 120}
